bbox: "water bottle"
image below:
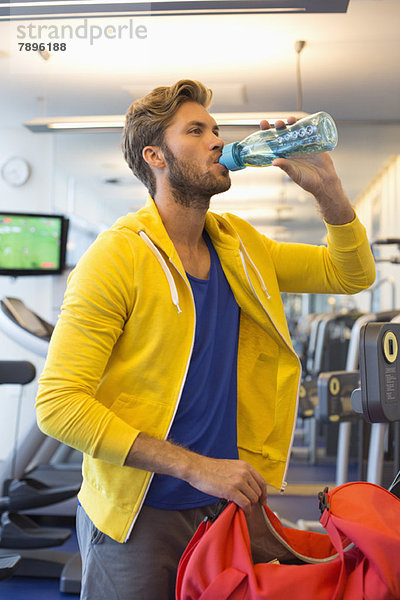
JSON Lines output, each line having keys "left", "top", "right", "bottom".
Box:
{"left": 219, "top": 111, "right": 337, "bottom": 171}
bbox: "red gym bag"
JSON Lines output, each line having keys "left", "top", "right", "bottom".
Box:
{"left": 176, "top": 482, "right": 400, "bottom": 600}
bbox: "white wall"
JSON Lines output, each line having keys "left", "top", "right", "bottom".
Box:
{"left": 0, "top": 126, "right": 55, "bottom": 463}
{"left": 353, "top": 156, "right": 400, "bottom": 314}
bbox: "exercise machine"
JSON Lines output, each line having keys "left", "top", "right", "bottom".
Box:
{"left": 295, "top": 310, "right": 364, "bottom": 465}
{"left": 296, "top": 318, "right": 400, "bottom": 534}
{"left": 0, "top": 553, "right": 20, "bottom": 581}
{"left": 0, "top": 297, "right": 82, "bottom": 513}
{"left": 317, "top": 311, "right": 400, "bottom": 485}
{"left": 0, "top": 333, "right": 82, "bottom": 593}
{"left": 351, "top": 319, "right": 400, "bottom": 491}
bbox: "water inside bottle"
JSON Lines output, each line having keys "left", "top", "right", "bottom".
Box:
{"left": 238, "top": 113, "right": 337, "bottom": 167}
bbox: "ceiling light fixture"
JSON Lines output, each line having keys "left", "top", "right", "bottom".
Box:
{"left": 1, "top": 0, "right": 350, "bottom": 21}
{"left": 24, "top": 111, "right": 310, "bottom": 133}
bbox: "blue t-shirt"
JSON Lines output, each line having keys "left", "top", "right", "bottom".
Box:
{"left": 144, "top": 232, "right": 240, "bottom": 509}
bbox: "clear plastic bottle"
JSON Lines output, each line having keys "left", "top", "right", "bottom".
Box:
{"left": 219, "top": 111, "right": 337, "bottom": 171}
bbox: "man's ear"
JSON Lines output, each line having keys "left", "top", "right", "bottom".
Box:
{"left": 142, "top": 146, "right": 166, "bottom": 169}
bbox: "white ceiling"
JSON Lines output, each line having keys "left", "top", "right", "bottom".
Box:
{"left": 1, "top": 0, "right": 400, "bottom": 242}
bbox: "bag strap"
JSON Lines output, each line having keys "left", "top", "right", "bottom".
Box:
{"left": 320, "top": 489, "right": 348, "bottom": 600}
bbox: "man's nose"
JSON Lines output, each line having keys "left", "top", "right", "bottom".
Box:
{"left": 209, "top": 132, "right": 224, "bottom": 150}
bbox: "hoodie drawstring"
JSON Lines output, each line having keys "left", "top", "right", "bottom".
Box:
{"left": 138, "top": 230, "right": 182, "bottom": 313}
{"left": 238, "top": 241, "right": 271, "bottom": 300}
{"left": 139, "top": 229, "right": 270, "bottom": 313}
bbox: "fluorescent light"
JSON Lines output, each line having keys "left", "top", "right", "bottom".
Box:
{"left": 25, "top": 115, "right": 125, "bottom": 132}
{"left": 214, "top": 112, "right": 308, "bottom": 126}
{"left": 0, "top": 0, "right": 296, "bottom": 5}
{"left": 2, "top": 0, "right": 349, "bottom": 20}
{"left": 25, "top": 111, "right": 309, "bottom": 132}
{"left": 49, "top": 120, "right": 125, "bottom": 129}
{"left": 0, "top": 8, "right": 304, "bottom": 20}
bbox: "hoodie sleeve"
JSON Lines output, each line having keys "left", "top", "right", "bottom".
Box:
{"left": 36, "top": 230, "right": 140, "bottom": 467}
{"left": 263, "top": 213, "right": 376, "bottom": 294}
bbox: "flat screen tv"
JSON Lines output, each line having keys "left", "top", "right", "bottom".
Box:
{"left": 0, "top": 212, "right": 69, "bottom": 276}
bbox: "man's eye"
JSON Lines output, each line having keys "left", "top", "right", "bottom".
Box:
{"left": 190, "top": 128, "right": 201, "bottom": 134}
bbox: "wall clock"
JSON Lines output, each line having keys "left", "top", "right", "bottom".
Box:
{"left": 1, "top": 157, "right": 31, "bottom": 187}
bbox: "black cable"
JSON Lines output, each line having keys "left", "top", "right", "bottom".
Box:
{"left": 10, "top": 386, "right": 24, "bottom": 480}
{"left": 296, "top": 51, "right": 303, "bottom": 112}
{"left": 294, "top": 40, "right": 306, "bottom": 112}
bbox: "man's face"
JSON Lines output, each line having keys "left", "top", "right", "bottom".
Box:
{"left": 161, "top": 101, "right": 231, "bottom": 208}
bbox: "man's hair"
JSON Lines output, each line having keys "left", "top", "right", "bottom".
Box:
{"left": 122, "top": 79, "right": 212, "bottom": 198}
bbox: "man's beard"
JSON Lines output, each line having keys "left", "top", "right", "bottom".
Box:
{"left": 162, "top": 144, "right": 231, "bottom": 209}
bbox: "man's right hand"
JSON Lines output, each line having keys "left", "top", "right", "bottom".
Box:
{"left": 186, "top": 454, "right": 267, "bottom": 514}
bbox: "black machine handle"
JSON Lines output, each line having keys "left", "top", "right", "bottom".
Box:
{"left": 0, "top": 361, "right": 36, "bottom": 386}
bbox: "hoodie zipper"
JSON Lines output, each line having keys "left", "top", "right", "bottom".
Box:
{"left": 125, "top": 234, "right": 196, "bottom": 542}
{"left": 237, "top": 240, "right": 302, "bottom": 493}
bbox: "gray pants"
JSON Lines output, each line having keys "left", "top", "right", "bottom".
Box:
{"left": 76, "top": 502, "right": 219, "bottom": 600}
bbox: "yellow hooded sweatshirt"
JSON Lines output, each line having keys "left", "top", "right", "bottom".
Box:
{"left": 36, "top": 197, "right": 375, "bottom": 542}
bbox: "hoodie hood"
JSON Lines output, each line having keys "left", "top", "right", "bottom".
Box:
{"left": 111, "top": 196, "right": 242, "bottom": 256}
{"left": 110, "top": 196, "right": 271, "bottom": 314}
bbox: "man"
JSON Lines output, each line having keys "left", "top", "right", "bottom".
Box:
{"left": 36, "top": 79, "right": 375, "bottom": 599}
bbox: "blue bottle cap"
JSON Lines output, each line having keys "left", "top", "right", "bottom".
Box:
{"left": 219, "top": 143, "right": 245, "bottom": 171}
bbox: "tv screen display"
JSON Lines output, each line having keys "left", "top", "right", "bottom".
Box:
{"left": 0, "top": 212, "right": 69, "bottom": 276}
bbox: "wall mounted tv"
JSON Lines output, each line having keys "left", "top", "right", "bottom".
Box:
{"left": 0, "top": 212, "right": 69, "bottom": 276}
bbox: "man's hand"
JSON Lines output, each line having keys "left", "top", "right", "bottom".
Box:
{"left": 259, "top": 117, "right": 355, "bottom": 225}
{"left": 125, "top": 433, "right": 267, "bottom": 514}
{"left": 186, "top": 455, "right": 267, "bottom": 514}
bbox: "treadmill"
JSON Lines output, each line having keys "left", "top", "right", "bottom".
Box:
{"left": 0, "top": 297, "right": 82, "bottom": 511}
{"left": 0, "top": 300, "right": 82, "bottom": 594}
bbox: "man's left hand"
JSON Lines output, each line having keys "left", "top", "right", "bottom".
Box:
{"left": 259, "top": 117, "right": 355, "bottom": 225}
